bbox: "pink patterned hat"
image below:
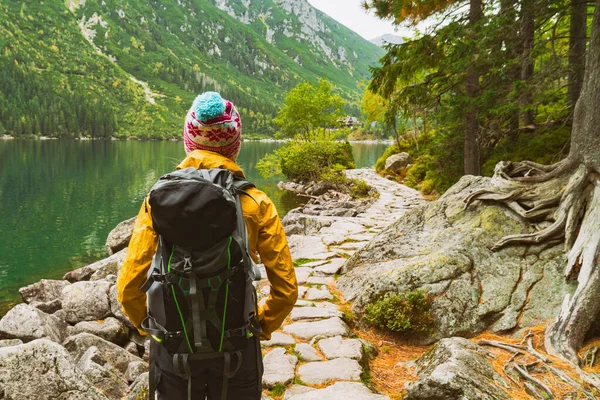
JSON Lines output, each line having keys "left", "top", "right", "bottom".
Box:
{"left": 183, "top": 92, "right": 242, "bottom": 160}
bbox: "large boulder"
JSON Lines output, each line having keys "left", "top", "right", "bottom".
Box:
{"left": 19, "top": 279, "right": 70, "bottom": 304}
{"left": 0, "top": 303, "right": 68, "bottom": 343}
{"left": 61, "top": 281, "right": 112, "bottom": 323}
{"left": 63, "top": 332, "right": 143, "bottom": 374}
{"left": 404, "top": 337, "right": 510, "bottom": 400}
{"left": 106, "top": 216, "right": 136, "bottom": 255}
{"left": 77, "top": 346, "right": 130, "bottom": 399}
{"left": 108, "top": 284, "right": 136, "bottom": 329}
{"left": 337, "top": 176, "right": 575, "bottom": 339}
{"left": 385, "top": 152, "right": 412, "bottom": 172}
{"left": 63, "top": 248, "right": 127, "bottom": 282}
{"left": 0, "top": 339, "right": 108, "bottom": 399}
{"left": 72, "top": 317, "right": 129, "bottom": 345}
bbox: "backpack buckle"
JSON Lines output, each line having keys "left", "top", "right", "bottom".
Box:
{"left": 183, "top": 255, "right": 193, "bottom": 273}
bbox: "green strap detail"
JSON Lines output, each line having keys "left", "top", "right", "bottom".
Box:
{"left": 219, "top": 236, "right": 233, "bottom": 352}
{"left": 168, "top": 245, "right": 194, "bottom": 353}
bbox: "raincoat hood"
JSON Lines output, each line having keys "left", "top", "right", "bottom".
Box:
{"left": 177, "top": 150, "right": 245, "bottom": 178}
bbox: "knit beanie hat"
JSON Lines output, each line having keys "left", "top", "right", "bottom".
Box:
{"left": 183, "top": 92, "right": 242, "bottom": 160}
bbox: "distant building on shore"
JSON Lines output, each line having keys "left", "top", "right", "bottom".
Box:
{"left": 338, "top": 116, "right": 360, "bottom": 129}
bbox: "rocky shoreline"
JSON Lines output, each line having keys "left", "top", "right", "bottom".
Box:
{"left": 0, "top": 168, "right": 595, "bottom": 399}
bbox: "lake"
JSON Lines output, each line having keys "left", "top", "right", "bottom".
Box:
{"left": 0, "top": 139, "right": 388, "bottom": 313}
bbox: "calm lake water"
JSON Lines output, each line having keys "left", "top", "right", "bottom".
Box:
{"left": 0, "top": 139, "right": 388, "bottom": 313}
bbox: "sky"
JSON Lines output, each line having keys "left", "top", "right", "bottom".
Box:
{"left": 306, "top": 0, "right": 415, "bottom": 40}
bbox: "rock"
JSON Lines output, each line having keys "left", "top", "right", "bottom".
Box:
{"left": 124, "top": 341, "right": 140, "bottom": 357}
{"left": 318, "top": 336, "right": 364, "bottom": 361}
{"left": 307, "top": 276, "right": 335, "bottom": 285}
{"left": 306, "top": 286, "right": 333, "bottom": 300}
{"left": 282, "top": 213, "right": 334, "bottom": 236}
{"left": 297, "top": 357, "right": 362, "bottom": 385}
{"left": 0, "top": 339, "right": 108, "bottom": 399}
{"left": 262, "top": 347, "right": 298, "bottom": 388}
{"left": 314, "top": 258, "right": 346, "bottom": 275}
{"left": 295, "top": 300, "right": 314, "bottom": 307}
{"left": 126, "top": 372, "right": 149, "bottom": 400}
{"left": 322, "top": 233, "right": 347, "bottom": 246}
{"left": 19, "top": 279, "right": 69, "bottom": 304}
{"left": 62, "top": 280, "right": 111, "bottom": 323}
{"left": 284, "top": 384, "right": 316, "bottom": 399}
{"left": 109, "top": 285, "right": 136, "bottom": 329}
{"left": 295, "top": 267, "right": 313, "bottom": 285}
{"left": 0, "top": 338, "right": 22, "bottom": 347}
{"left": 78, "top": 346, "right": 130, "bottom": 398}
{"left": 298, "top": 286, "right": 309, "bottom": 299}
{"left": 301, "top": 260, "right": 330, "bottom": 268}
{"left": 125, "top": 360, "right": 148, "bottom": 383}
{"left": 63, "top": 332, "right": 143, "bottom": 373}
{"left": 295, "top": 343, "right": 323, "bottom": 361}
{"left": 287, "top": 382, "right": 389, "bottom": 400}
{"left": 0, "top": 303, "right": 68, "bottom": 343}
{"left": 106, "top": 216, "right": 136, "bottom": 255}
{"left": 321, "top": 221, "right": 366, "bottom": 236}
{"left": 404, "top": 337, "right": 510, "bottom": 400}
{"left": 287, "top": 235, "right": 330, "bottom": 260}
{"left": 32, "top": 298, "right": 63, "bottom": 314}
{"left": 385, "top": 152, "right": 412, "bottom": 172}
{"left": 73, "top": 317, "right": 129, "bottom": 345}
{"left": 63, "top": 248, "right": 127, "bottom": 282}
{"left": 290, "top": 307, "right": 341, "bottom": 321}
{"left": 337, "top": 175, "right": 574, "bottom": 338}
{"left": 284, "top": 317, "right": 350, "bottom": 340}
{"left": 261, "top": 331, "right": 296, "bottom": 347}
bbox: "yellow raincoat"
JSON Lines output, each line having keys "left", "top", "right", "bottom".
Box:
{"left": 117, "top": 150, "right": 298, "bottom": 340}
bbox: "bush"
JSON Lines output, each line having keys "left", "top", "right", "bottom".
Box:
{"left": 364, "top": 290, "right": 434, "bottom": 336}
{"left": 257, "top": 139, "right": 355, "bottom": 182}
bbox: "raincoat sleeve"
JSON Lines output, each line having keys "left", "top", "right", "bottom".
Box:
{"left": 256, "top": 198, "right": 298, "bottom": 340}
{"left": 117, "top": 198, "right": 158, "bottom": 335}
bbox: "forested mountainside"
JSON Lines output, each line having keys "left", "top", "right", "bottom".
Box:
{"left": 0, "top": 0, "right": 382, "bottom": 138}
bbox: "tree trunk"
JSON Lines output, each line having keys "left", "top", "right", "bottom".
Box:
{"left": 464, "top": 0, "right": 483, "bottom": 176}
{"left": 501, "top": 0, "right": 521, "bottom": 134}
{"left": 567, "top": 0, "right": 588, "bottom": 109}
{"left": 466, "top": 0, "right": 600, "bottom": 371}
{"left": 520, "top": 0, "right": 535, "bottom": 127}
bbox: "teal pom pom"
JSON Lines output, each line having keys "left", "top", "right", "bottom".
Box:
{"left": 193, "top": 92, "right": 225, "bottom": 122}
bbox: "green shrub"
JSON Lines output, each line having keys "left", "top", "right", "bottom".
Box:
{"left": 364, "top": 290, "right": 434, "bottom": 336}
{"left": 257, "top": 139, "right": 355, "bottom": 183}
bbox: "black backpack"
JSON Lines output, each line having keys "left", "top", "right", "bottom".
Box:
{"left": 140, "top": 167, "right": 262, "bottom": 400}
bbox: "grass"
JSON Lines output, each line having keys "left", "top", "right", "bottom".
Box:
{"left": 294, "top": 258, "right": 319, "bottom": 266}
{"left": 269, "top": 383, "right": 286, "bottom": 397}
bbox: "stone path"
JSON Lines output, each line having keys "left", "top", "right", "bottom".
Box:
{"left": 258, "top": 168, "right": 424, "bottom": 400}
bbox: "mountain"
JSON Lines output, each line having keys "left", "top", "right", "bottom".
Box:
{"left": 0, "top": 0, "right": 383, "bottom": 138}
{"left": 370, "top": 34, "right": 404, "bottom": 47}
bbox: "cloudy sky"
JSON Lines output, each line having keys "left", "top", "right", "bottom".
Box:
{"left": 306, "top": 0, "right": 415, "bottom": 40}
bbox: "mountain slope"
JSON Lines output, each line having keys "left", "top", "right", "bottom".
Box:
{"left": 0, "top": 0, "right": 382, "bottom": 138}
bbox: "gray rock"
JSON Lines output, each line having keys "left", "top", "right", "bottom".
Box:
{"left": 404, "top": 337, "right": 510, "bottom": 400}
{"left": 298, "top": 286, "right": 309, "bottom": 299}
{"left": 109, "top": 285, "right": 136, "bottom": 329}
{"left": 301, "top": 260, "right": 330, "bottom": 268}
{"left": 295, "top": 267, "right": 313, "bottom": 285}
{"left": 125, "top": 360, "right": 148, "bottom": 383}
{"left": 337, "top": 175, "right": 575, "bottom": 339}
{"left": 307, "top": 276, "right": 335, "bottom": 285}
{"left": 290, "top": 307, "right": 341, "bottom": 321}
{"left": 288, "top": 235, "right": 335, "bottom": 260}
{"left": 62, "top": 280, "right": 111, "bottom": 323}
{"left": 78, "top": 346, "right": 130, "bottom": 398}
{"left": 32, "top": 298, "right": 63, "bottom": 314}
{"left": 0, "top": 339, "right": 108, "bottom": 399}
{"left": 63, "top": 332, "right": 143, "bottom": 373}
{"left": 385, "top": 152, "right": 412, "bottom": 172}
{"left": 106, "top": 216, "right": 136, "bottom": 255}
{"left": 295, "top": 343, "right": 323, "bottom": 361}
{"left": 124, "top": 341, "right": 140, "bottom": 357}
{"left": 63, "top": 248, "right": 127, "bottom": 282}
{"left": 297, "top": 357, "right": 362, "bottom": 385}
{"left": 73, "top": 317, "right": 129, "bottom": 345}
{"left": 305, "top": 286, "right": 333, "bottom": 300}
{"left": 19, "top": 279, "right": 70, "bottom": 304}
{"left": 261, "top": 331, "right": 296, "bottom": 347}
{"left": 295, "top": 300, "right": 314, "bottom": 307}
{"left": 126, "top": 372, "right": 149, "bottom": 400}
{"left": 287, "top": 382, "right": 389, "bottom": 400}
{"left": 262, "top": 347, "right": 298, "bottom": 388}
{"left": 0, "top": 338, "right": 22, "bottom": 348}
{"left": 284, "top": 384, "right": 316, "bottom": 399}
{"left": 283, "top": 317, "right": 350, "bottom": 340}
{"left": 314, "top": 258, "right": 346, "bottom": 275}
{"left": 0, "top": 303, "right": 68, "bottom": 343}
{"left": 321, "top": 221, "right": 366, "bottom": 236}
{"left": 318, "top": 336, "right": 364, "bottom": 361}
{"left": 322, "top": 233, "right": 347, "bottom": 246}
